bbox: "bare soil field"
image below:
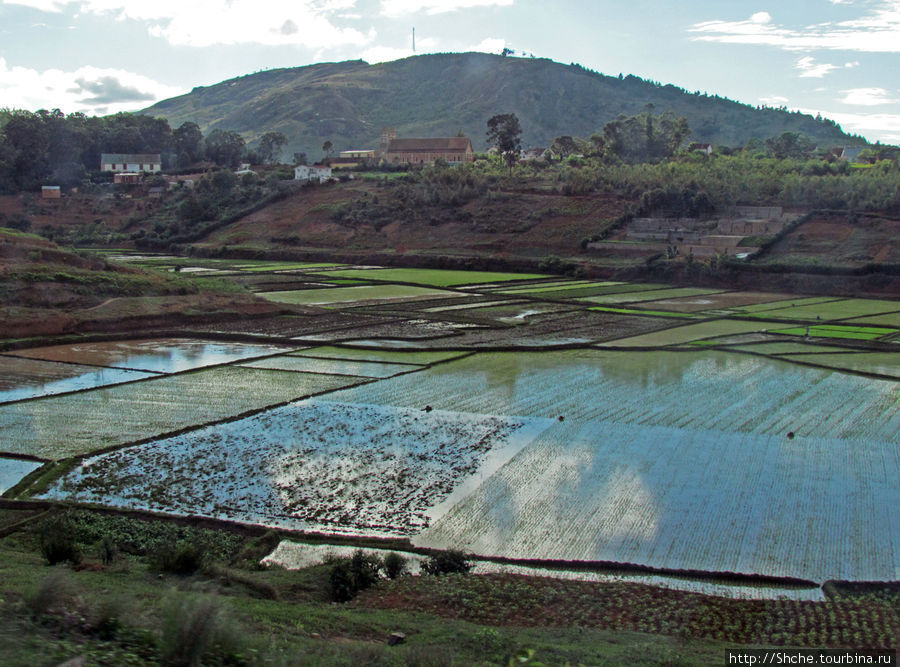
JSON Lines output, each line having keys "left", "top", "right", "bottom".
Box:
{"left": 760, "top": 212, "right": 900, "bottom": 266}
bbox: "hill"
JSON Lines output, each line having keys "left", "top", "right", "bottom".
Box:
{"left": 142, "top": 52, "right": 863, "bottom": 157}
{"left": 0, "top": 228, "right": 287, "bottom": 340}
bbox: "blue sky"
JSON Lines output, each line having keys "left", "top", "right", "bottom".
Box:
{"left": 1, "top": 0, "right": 898, "bottom": 144}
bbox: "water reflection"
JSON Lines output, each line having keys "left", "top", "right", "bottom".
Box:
{"left": 0, "top": 458, "right": 42, "bottom": 493}
{"left": 9, "top": 338, "right": 288, "bottom": 374}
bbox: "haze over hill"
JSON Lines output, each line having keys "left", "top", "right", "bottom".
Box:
{"left": 142, "top": 53, "right": 864, "bottom": 159}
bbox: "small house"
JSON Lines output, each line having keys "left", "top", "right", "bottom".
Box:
{"left": 41, "top": 185, "right": 61, "bottom": 199}
{"left": 294, "top": 164, "right": 332, "bottom": 183}
{"left": 101, "top": 153, "right": 162, "bottom": 173}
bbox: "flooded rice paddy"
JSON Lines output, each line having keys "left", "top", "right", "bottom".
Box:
{"left": 4, "top": 257, "right": 900, "bottom": 593}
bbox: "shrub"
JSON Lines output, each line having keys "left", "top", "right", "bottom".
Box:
{"left": 25, "top": 570, "right": 81, "bottom": 617}
{"left": 159, "top": 594, "right": 246, "bottom": 666}
{"left": 329, "top": 549, "right": 382, "bottom": 602}
{"left": 382, "top": 552, "right": 408, "bottom": 579}
{"left": 153, "top": 539, "right": 206, "bottom": 575}
{"left": 38, "top": 514, "right": 82, "bottom": 566}
{"left": 422, "top": 549, "right": 472, "bottom": 576}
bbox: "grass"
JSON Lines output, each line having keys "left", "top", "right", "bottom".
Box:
{"left": 0, "top": 509, "right": 897, "bottom": 665}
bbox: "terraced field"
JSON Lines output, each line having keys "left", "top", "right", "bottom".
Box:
{"left": 4, "top": 257, "right": 899, "bottom": 595}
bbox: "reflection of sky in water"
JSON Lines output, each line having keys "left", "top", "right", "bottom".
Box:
{"left": 0, "top": 366, "right": 154, "bottom": 404}
{"left": 101, "top": 342, "right": 285, "bottom": 373}
{"left": 11, "top": 339, "right": 288, "bottom": 374}
{"left": 0, "top": 458, "right": 42, "bottom": 493}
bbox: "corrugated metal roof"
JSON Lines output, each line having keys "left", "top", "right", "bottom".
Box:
{"left": 100, "top": 153, "right": 161, "bottom": 163}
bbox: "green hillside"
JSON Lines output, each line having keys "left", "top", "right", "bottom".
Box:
{"left": 142, "top": 52, "right": 862, "bottom": 158}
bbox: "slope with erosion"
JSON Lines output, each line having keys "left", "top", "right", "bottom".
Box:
{"left": 201, "top": 178, "right": 627, "bottom": 264}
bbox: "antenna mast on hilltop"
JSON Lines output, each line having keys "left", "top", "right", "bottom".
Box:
{"left": 412, "top": 27, "right": 415, "bottom": 52}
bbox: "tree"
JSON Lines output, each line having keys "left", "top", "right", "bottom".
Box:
{"left": 257, "top": 131, "right": 287, "bottom": 165}
{"left": 550, "top": 135, "right": 581, "bottom": 159}
{"left": 765, "top": 132, "right": 813, "bottom": 159}
{"left": 322, "top": 140, "right": 333, "bottom": 159}
{"left": 174, "top": 122, "right": 203, "bottom": 167}
{"left": 486, "top": 113, "right": 522, "bottom": 173}
{"left": 600, "top": 111, "right": 689, "bottom": 163}
{"left": 205, "top": 129, "right": 245, "bottom": 168}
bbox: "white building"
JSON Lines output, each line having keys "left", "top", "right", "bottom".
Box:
{"left": 100, "top": 153, "right": 162, "bottom": 173}
{"left": 294, "top": 164, "right": 332, "bottom": 183}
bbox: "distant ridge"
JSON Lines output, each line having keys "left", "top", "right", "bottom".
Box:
{"left": 142, "top": 52, "right": 864, "bottom": 157}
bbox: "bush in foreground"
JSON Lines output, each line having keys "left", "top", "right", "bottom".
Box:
{"left": 422, "top": 549, "right": 472, "bottom": 576}
{"left": 329, "top": 550, "right": 382, "bottom": 602}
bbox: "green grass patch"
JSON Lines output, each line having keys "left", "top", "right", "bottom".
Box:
{"left": 769, "top": 324, "right": 896, "bottom": 341}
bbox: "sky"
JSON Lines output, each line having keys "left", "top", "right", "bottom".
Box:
{"left": 0, "top": 0, "right": 898, "bottom": 144}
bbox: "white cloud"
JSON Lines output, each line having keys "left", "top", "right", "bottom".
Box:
{"left": 0, "top": 57, "right": 183, "bottom": 115}
{"left": 360, "top": 35, "right": 438, "bottom": 63}
{"left": 801, "top": 107, "right": 900, "bottom": 143}
{"left": 380, "top": 0, "right": 513, "bottom": 17}
{"left": 470, "top": 37, "right": 506, "bottom": 54}
{"left": 760, "top": 95, "right": 790, "bottom": 106}
{"left": 2, "top": 0, "right": 374, "bottom": 48}
{"left": 689, "top": 2, "right": 900, "bottom": 53}
{"left": 840, "top": 87, "right": 899, "bottom": 105}
{"left": 795, "top": 56, "right": 839, "bottom": 78}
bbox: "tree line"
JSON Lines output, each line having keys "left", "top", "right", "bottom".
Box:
{"left": 0, "top": 108, "right": 287, "bottom": 194}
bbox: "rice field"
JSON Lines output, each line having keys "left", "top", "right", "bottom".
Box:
{"left": 740, "top": 298, "right": 900, "bottom": 322}
{"left": 0, "top": 356, "right": 155, "bottom": 404}
{"left": 0, "top": 366, "right": 367, "bottom": 459}
{"left": 598, "top": 319, "right": 783, "bottom": 347}
{"left": 239, "top": 355, "right": 422, "bottom": 378}
{"left": 0, "top": 458, "right": 43, "bottom": 494}
{"left": 769, "top": 324, "right": 896, "bottom": 341}
{"left": 9, "top": 339, "right": 290, "bottom": 373}
{"left": 290, "top": 346, "right": 468, "bottom": 365}
{"left": 42, "top": 400, "right": 553, "bottom": 536}
{"left": 580, "top": 287, "right": 726, "bottom": 305}
{"left": 6, "top": 258, "right": 900, "bottom": 592}
{"left": 322, "top": 349, "right": 900, "bottom": 582}
{"left": 261, "top": 284, "right": 461, "bottom": 306}
{"left": 778, "top": 352, "right": 900, "bottom": 378}
{"left": 315, "top": 267, "right": 548, "bottom": 287}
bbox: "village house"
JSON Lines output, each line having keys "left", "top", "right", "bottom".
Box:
{"left": 41, "top": 185, "right": 61, "bottom": 199}
{"left": 294, "top": 164, "right": 332, "bottom": 183}
{"left": 379, "top": 127, "right": 474, "bottom": 166}
{"left": 100, "top": 153, "right": 162, "bottom": 173}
